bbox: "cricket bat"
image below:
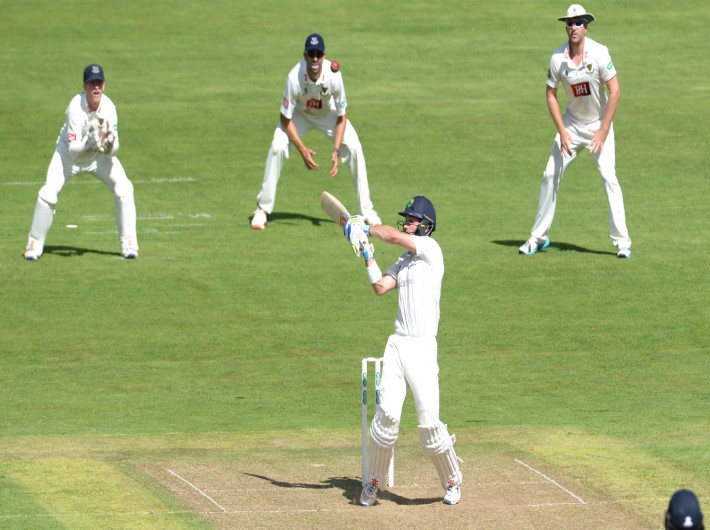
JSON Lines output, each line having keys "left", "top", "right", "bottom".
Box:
{"left": 320, "top": 191, "right": 351, "bottom": 227}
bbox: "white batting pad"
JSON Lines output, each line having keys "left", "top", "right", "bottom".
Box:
{"left": 419, "top": 422, "right": 463, "bottom": 489}
{"left": 367, "top": 409, "right": 399, "bottom": 488}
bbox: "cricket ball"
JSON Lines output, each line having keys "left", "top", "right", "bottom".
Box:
{"left": 330, "top": 60, "right": 340, "bottom": 73}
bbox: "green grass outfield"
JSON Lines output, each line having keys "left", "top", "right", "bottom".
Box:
{"left": 1, "top": 0, "right": 707, "bottom": 528}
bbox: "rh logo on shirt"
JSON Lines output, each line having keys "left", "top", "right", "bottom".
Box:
{"left": 306, "top": 99, "right": 323, "bottom": 109}
{"left": 571, "top": 81, "right": 591, "bottom": 97}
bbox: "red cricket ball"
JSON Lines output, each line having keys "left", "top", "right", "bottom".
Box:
{"left": 330, "top": 60, "right": 340, "bottom": 73}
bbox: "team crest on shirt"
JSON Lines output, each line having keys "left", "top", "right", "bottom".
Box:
{"left": 586, "top": 63, "right": 594, "bottom": 74}
{"left": 321, "top": 85, "right": 329, "bottom": 95}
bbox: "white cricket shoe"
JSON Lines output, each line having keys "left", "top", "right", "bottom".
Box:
{"left": 24, "top": 238, "right": 42, "bottom": 260}
{"left": 251, "top": 207, "right": 267, "bottom": 230}
{"left": 443, "top": 480, "right": 461, "bottom": 505}
{"left": 617, "top": 247, "right": 631, "bottom": 259}
{"left": 360, "top": 479, "right": 379, "bottom": 506}
{"left": 122, "top": 240, "right": 139, "bottom": 259}
{"left": 364, "top": 212, "right": 382, "bottom": 226}
{"left": 519, "top": 237, "right": 550, "bottom": 255}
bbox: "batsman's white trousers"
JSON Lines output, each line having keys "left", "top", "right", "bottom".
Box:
{"left": 529, "top": 118, "right": 631, "bottom": 249}
{"left": 379, "top": 334, "right": 440, "bottom": 427}
{"left": 27, "top": 149, "right": 138, "bottom": 253}
{"left": 256, "top": 111, "right": 375, "bottom": 217}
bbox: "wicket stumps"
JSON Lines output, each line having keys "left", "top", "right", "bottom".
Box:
{"left": 361, "top": 357, "right": 394, "bottom": 487}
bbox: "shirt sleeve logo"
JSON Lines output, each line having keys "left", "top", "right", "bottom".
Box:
{"left": 282, "top": 97, "right": 289, "bottom": 109}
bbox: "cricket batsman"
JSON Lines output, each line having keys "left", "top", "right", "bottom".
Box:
{"left": 344, "top": 196, "right": 463, "bottom": 506}
{"left": 23, "top": 64, "right": 138, "bottom": 260}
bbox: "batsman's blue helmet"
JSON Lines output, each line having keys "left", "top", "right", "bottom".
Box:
{"left": 399, "top": 195, "right": 436, "bottom": 235}
{"left": 666, "top": 489, "right": 704, "bottom": 530}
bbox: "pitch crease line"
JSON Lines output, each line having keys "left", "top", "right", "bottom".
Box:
{"left": 515, "top": 459, "right": 587, "bottom": 505}
{"left": 166, "top": 469, "right": 228, "bottom": 512}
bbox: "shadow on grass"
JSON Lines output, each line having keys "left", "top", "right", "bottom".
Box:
{"left": 244, "top": 473, "right": 440, "bottom": 506}
{"left": 43, "top": 245, "right": 120, "bottom": 258}
{"left": 249, "top": 211, "right": 332, "bottom": 227}
{"left": 492, "top": 240, "right": 614, "bottom": 256}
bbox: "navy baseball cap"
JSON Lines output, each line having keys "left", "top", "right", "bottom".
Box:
{"left": 666, "top": 489, "right": 705, "bottom": 530}
{"left": 83, "top": 64, "right": 105, "bottom": 82}
{"left": 304, "top": 33, "right": 325, "bottom": 53}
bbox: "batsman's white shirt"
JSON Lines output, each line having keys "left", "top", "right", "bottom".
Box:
{"left": 280, "top": 59, "right": 347, "bottom": 121}
{"left": 387, "top": 236, "right": 444, "bottom": 338}
{"left": 59, "top": 92, "right": 120, "bottom": 161}
{"left": 547, "top": 37, "right": 616, "bottom": 124}
{"left": 380, "top": 235, "right": 444, "bottom": 426}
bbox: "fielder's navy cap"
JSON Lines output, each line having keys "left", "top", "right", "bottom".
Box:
{"left": 304, "top": 33, "right": 325, "bottom": 52}
{"left": 666, "top": 489, "right": 705, "bottom": 530}
{"left": 83, "top": 64, "right": 105, "bottom": 83}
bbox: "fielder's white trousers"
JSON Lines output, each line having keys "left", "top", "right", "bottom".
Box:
{"left": 529, "top": 118, "right": 631, "bottom": 249}
{"left": 256, "top": 111, "right": 375, "bottom": 217}
{"left": 379, "top": 334, "right": 440, "bottom": 427}
{"left": 26, "top": 149, "right": 138, "bottom": 254}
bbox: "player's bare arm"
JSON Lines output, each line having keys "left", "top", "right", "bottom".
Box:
{"left": 589, "top": 76, "right": 620, "bottom": 154}
{"left": 280, "top": 113, "right": 318, "bottom": 170}
{"left": 329, "top": 114, "right": 347, "bottom": 177}
{"left": 546, "top": 85, "right": 573, "bottom": 157}
{"left": 370, "top": 224, "right": 417, "bottom": 253}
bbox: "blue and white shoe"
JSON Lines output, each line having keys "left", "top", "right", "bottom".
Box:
{"left": 443, "top": 480, "right": 461, "bottom": 505}
{"left": 518, "top": 237, "right": 550, "bottom": 255}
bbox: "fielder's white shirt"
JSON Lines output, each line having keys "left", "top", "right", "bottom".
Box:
{"left": 547, "top": 37, "right": 617, "bottom": 124}
{"left": 57, "top": 93, "right": 119, "bottom": 162}
{"left": 280, "top": 59, "right": 347, "bottom": 120}
{"left": 387, "top": 236, "right": 444, "bottom": 338}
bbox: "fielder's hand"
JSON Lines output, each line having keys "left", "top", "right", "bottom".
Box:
{"left": 100, "top": 132, "right": 115, "bottom": 154}
{"left": 86, "top": 129, "right": 102, "bottom": 152}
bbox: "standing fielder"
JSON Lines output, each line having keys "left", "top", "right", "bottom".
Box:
{"left": 23, "top": 64, "right": 138, "bottom": 260}
{"left": 519, "top": 4, "right": 632, "bottom": 258}
{"left": 345, "top": 196, "right": 463, "bottom": 506}
{"left": 251, "top": 33, "right": 380, "bottom": 229}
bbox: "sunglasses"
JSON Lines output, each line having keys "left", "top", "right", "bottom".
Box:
{"left": 306, "top": 50, "right": 324, "bottom": 58}
{"left": 566, "top": 19, "right": 587, "bottom": 28}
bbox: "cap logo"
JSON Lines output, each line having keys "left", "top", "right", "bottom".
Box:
{"left": 310, "top": 36, "right": 320, "bottom": 46}
{"left": 407, "top": 198, "right": 415, "bottom": 208}
{"left": 92, "top": 66, "right": 101, "bottom": 74}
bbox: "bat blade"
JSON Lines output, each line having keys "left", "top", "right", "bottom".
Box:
{"left": 320, "top": 191, "right": 350, "bottom": 227}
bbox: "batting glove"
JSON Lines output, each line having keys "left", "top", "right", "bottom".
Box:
{"left": 360, "top": 240, "right": 374, "bottom": 261}
{"left": 343, "top": 215, "right": 370, "bottom": 240}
